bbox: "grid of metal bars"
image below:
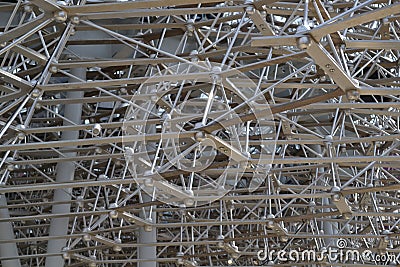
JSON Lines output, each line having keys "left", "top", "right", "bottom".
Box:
{"left": 0, "top": 0, "right": 399, "bottom": 266}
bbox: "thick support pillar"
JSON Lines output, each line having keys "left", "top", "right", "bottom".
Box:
{"left": 0, "top": 195, "right": 21, "bottom": 267}
{"left": 45, "top": 68, "right": 85, "bottom": 267}
{"left": 311, "top": 145, "right": 338, "bottom": 247}
{"left": 138, "top": 196, "right": 157, "bottom": 267}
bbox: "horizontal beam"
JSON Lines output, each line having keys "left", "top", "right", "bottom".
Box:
{"left": 345, "top": 40, "right": 400, "bottom": 50}
{"left": 65, "top": 0, "right": 226, "bottom": 14}
{"left": 311, "top": 2, "right": 400, "bottom": 40}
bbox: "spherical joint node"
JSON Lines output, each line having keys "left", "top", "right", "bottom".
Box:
{"left": 184, "top": 198, "right": 195, "bottom": 207}
{"left": 70, "top": 16, "right": 80, "bottom": 25}
{"left": 109, "top": 209, "right": 118, "bottom": 219}
{"left": 113, "top": 244, "right": 122, "bottom": 252}
{"left": 83, "top": 232, "right": 91, "bottom": 242}
{"left": 266, "top": 220, "right": 274, "bottom": 228}
{"left": 195, "top": 131, "right": 205, "bottom": 141}
{"left": 211, "top": 66, "right": 222, "bottom": 73}
{"left": 210, "top": 66, "right": 222, "bottom": 83}
{"left": 331, "top": 186, "right": 341, "bottom": 202}
{"left": 125, "top": 147, "right": 135, "bottom": 157}
{"left": 176, "top": 252, "right": 185, "bottom": 265}
{"left": 245, "top": 6, "right": 255, "bottom": 15}
{"left": 383, "top": 229, "right": 391, "bottom": 235}
{"left": 17, "top": 132, "right": 26, "bottom": 140}
{"left": 61, "top": 247, "right": 70, "bottom": 260}
{"left": 16, "top": 124, "right": 26, "bottom": 132}
{"left": 98, "top": 174, "right": 108, "bottom": 180}
{"left": 92, "top": 123, "right": 102, "bottom": 136}
{"left": 297, "top": 36, "right": 311, "bottom": 50}
{"left": 266, "top": 214, "right": 275, "bottom": 219}
{"left": 49, "top": 65, "right": 58, "bottom": 74}
{"left": 186, "top": 19, "right": 195, "bottom": 36}
{"left": 324, "top": 134, "right": 333, "bottom": 143}
{"left": 31, "top": 88, "right": 41, "bottom": 98}
{"left": 279, "top": 235, "right": 289, "bottom": 242}
{"left": 331, "top": 186, "right": 341, "bottom": 193}
{"left": 190, "top": 50, "right": 199, "bottom": 62}
{"left": 144, "top": 224, "right": 153, "bottom": 232}
{"left": 54, "top": 10, "right": 68, "bottom": 23}
{"left": 23, "top": 4, "right": 33, "bottom": 13}
{"left": 346, "top": 89, "right": 360, "bottom": 101}
{"left": 343, "top": 212, "right": 352, "bottom": 219}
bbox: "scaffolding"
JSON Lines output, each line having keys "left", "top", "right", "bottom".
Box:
{"left": 0, "top": 0, "right": 399, "bottom": 266}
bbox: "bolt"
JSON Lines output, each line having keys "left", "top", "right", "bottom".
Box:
{"left": 70, "top": 16, "right": 80, "bottom": 25}
{"left": 54, "top": 10, "right": 68, "bottom": 23}
{"left": 23, "top": 5, "right": 33, "bottom": 13}
{"left": 296, "top": 36, "right": 311, "bottom": 50}
{"left": 246, "top": 6, "right": 255, "bottom": 15}
{"left": 346, "top": 89, "right": 360, "bottom": 101}
{"left": 49, "top": 65, "right": 58, "bottom": 74}
{"left": 31, "top": 88, "right": 41, "bottom": 98}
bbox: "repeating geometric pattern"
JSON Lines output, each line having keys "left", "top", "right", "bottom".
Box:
{"left": 0, "top": 0, "right": 399, "bottom": 266}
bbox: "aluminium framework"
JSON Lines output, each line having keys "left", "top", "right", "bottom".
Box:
{"left": 0, "top": 0, "right": 400, "bottom": 266}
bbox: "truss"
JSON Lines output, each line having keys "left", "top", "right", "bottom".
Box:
{"left": 0, "top": 0, "right": 400, "bottom": 266}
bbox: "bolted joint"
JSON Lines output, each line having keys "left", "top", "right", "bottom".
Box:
{"left": 54, "top": 10, "right": 68, "bottom": 23}
{"left": 113, "top": 238, "right": 122, "bottom": 252}
{"left": 144, "top": 218, "right": 153, "bottom": 232}
{"left": 176, "top": 251, "right": 185, "bottom": 265}
{"left": 245, "top": 6, "right": 255, "bottom": 15}
{"left": 70, "top": 16, "right": 80, "bottom": 25}
{"left": 31, "top": 88, "right": 42, "bottom": 98}
{"left": 210, "top": 66, "right": 222, "bottom": 84}
{"left": 185, "top": 19, "right": 195, "bottom": 36}
{"left": 49, "top": 65, "right": 58, "bottom": 74}
{"left": 195, "top": 131, "right": 205, "bottom": 141}
{"left": 23, "top": 4, "right": 33, "bottom": 13}
{"left": 184, "top": 198, "right": 195, "bottom": 207}
{"left": 92, "top": 123, "right": 102, "bottom": 136}
{"left": 109, "top": 203, "right": 119, "bottom": 219}
{"left": 82, "top": 227, "right": 91, "bottom": 241}
{"left": 330, "top": 186, "right": 341, "bottom": 202}
{"left": 346, "top": 89, "right": 360, "bottom": 101}
{"left": 16, "top": 124, "right": 26, "bottom": 140}
{"left": 297, "top": 36, "right": 311, "bottom": 50}
{"left": 189, "top": 50, "right": 199, "bottom": 62}
{"left": 61, "top": 247, "right": 70, "bottom": 260}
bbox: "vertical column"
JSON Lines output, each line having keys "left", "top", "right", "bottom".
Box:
{"left": 138, "top": 196, "right": 157, "bottom": 267}
{"left": 311, "top": 145, "right": 337, "bottom": 247}
{"left": 0, "top": 195, "right": 21, "bottom": 267}
{"left": 45, "top": 68, "right": 85, "bottom": 267}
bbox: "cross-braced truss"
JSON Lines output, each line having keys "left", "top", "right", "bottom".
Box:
{"left": 0, "top": 0, "right": 400, "bottom": 266}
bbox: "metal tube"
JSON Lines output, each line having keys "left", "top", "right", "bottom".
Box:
{"left": 0, "top": 195, "right": 21, "bottom": 267}
{"left": 137, "top": 186, "right": 157, "bottom": 265}
{"left": 45, "top": 68, "right": 85, "bottom": 267}
{"left": 311, "top": 144, "right": 338, "bottom": 247}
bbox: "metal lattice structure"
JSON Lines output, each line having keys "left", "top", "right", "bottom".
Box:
{"left": 0, "top": 0, "right": 400, "bottom": 266}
